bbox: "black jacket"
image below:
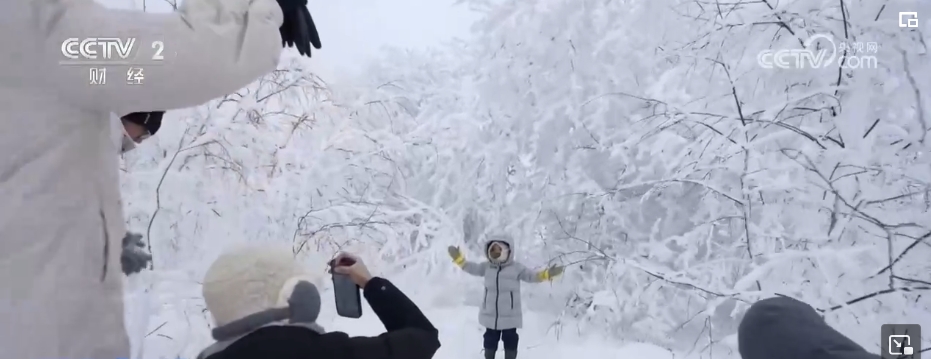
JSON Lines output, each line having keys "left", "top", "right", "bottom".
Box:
{"left": 203, "top": 277, "right": 440, "bottom": 359}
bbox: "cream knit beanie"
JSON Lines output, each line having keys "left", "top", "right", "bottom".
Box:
{"left": 202, "top": 244, "right": 322, "bottom": 327}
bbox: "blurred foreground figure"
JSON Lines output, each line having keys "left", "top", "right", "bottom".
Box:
{"left": 738, "top": 297, "right": 880, "bottom": 359}
{"left": 448, "top": 235, "right": 564, "bottom": 359}
{"left": 197, "top": 246, "right": 440, "bottom": 359}
{"left": 0, "top": 0, "right": 318, "bottom": 356}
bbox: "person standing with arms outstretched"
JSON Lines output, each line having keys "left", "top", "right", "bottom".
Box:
{"left": 0, "top": 0, "right": 321, "bottom": 357}
{"left": 448, "top": 235, "right": 564, "bottom": 359}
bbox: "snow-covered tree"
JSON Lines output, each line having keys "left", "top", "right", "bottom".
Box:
{"left": 349, "top": 0, "right": 931, "bottom": 354}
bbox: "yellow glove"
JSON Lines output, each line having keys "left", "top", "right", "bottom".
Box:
{"left": 536, "top": 264, "right": 564, "bottom": 281}
{"left": 448, "top": 246, "right": 465, "bottom": 266}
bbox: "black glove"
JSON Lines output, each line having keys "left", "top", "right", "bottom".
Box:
{"left": 121, "top": 232, "right": 152, "bottom": 275}
{"left": 277, "top": 0, "right": 322, "bottom": 57}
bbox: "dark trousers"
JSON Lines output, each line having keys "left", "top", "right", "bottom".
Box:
{"left": 483, "top": 328, "right": 519, "bottom": 351}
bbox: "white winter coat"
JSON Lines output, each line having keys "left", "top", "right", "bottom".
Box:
{"left": 459, "top": 237, "right": 545, "bottom": 330}
{"left": 0, "top": 1, "right": 284, "bottom": 358}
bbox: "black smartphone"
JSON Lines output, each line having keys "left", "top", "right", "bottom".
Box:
{"left": 329, "top": 257, "right": 362, "bottom": 318}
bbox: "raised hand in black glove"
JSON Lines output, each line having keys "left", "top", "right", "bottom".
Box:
{"left": 277, "top": 0, "right": 322, "bottom": 57}
{"left": 121, "top": 232, "right": 152, "bottom": 275}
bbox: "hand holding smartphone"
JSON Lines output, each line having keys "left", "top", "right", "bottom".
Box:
{"left": 329, "top": 255, "right": 363, "bottom": 318}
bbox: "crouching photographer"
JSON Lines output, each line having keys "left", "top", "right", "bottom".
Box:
{"left": 197, "top": 246, "right": 440, "bottom": 359}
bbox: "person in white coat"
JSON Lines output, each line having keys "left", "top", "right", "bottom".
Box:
{"left": 0, "top": 0, "right": 319, "bottom": 358}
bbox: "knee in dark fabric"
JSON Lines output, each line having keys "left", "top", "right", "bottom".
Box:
{"left": 739, "top": 296, "right": 818, "bottom": 338}
{"left": 738, "top": 296, "right": 836, "bottom": 359}
{"left": 501, "top": 329, "right": 519, "bottom": 350}
{"left": 747, "top": 297, "right": 815, "bottom": 317}
{"left": 483, "top": 329, "right": 503, "bottom": 350}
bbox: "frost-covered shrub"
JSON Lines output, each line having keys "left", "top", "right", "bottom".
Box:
{"left": 350, "top": 0, "right": 931, "bottom": 354}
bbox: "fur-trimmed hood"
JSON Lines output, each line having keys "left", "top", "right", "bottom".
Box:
{"left": 484, "top": 234, "right": 515, "bottom": 266}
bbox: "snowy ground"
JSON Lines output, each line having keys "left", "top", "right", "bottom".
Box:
{"left": 327, "top": 307, "right": 679, "bottom": 359}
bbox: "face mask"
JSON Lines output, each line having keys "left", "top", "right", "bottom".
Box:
{"left": 110, "top": 112, "right": 136, "bottom": 153}
{"left": 120, "top": 127, "right": 137, "bottom": 153}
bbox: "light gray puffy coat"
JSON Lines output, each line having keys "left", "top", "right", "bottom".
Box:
{"left": 459, "top": 237, "right": 545, "bottom": 330}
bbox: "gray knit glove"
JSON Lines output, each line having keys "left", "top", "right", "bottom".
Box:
{"left": 121, "top": 232, "right": 151, "bottom": 275}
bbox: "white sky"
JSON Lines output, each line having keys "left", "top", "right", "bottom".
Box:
{"left": 104, "top": 0, "right": 479, "bottom": 82}
{"left": 309, "top": 0, "right": 478, "bottom": 76}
